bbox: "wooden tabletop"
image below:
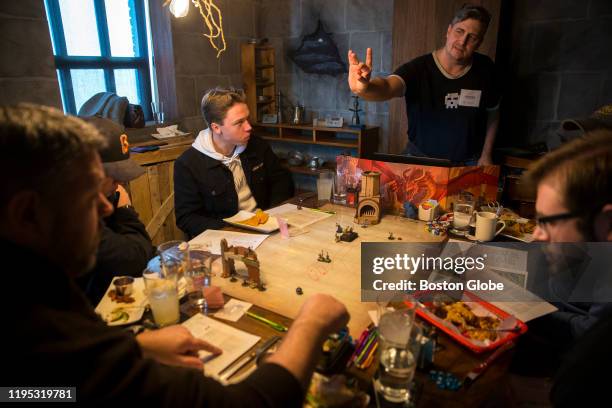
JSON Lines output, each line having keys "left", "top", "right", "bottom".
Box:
{"left": 198, "top": 198, "right": 513, "bottom": 406}
{"left": 209, "top": 201, "right": 445, "bottom": 338}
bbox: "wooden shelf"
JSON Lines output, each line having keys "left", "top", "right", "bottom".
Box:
{"left": 242, "top": 43, "right": 277, "bottom": 123}
{"left": 254, "top": 122, "right": 379, "bottom": 158}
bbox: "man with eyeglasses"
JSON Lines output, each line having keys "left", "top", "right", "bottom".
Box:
{"left": 512, "top": 130, "right": 612, "bottom": 406}
{"left": 348, "top": 4, "right": 499, "bottom": 165}
{"left": 174, "top": 87, "right": 294, "bottom": 238}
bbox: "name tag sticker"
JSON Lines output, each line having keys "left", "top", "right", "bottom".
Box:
{"left": 459, "top": 89, "right": 482, "bottom": 107}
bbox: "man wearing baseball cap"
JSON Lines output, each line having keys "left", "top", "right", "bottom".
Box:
{"left": 77, "top": 116, "right": 156, "bottom": 304}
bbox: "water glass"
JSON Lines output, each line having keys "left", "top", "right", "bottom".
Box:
{"left": 158, "top": 240, "right": 190, "bottom": 279}
{"left": 332, "top": 171, "right": 347, "bottom": 205}
{"left": 316, "top": 170, "right": 333, "bottom": 202}
{"left": 143, "top": 267, "right": 180, "bottom": 327}
{"left": 184, "top": 249, "right": 213, "bottom": 315}
{"left": 374, "top": 294, "right": 418, "bottom": 403}
{"left": 151, "top": 101, "right": 165, "bottom": 124}
{"left": 452, "top": 198, "right": 475, "bottom": 232}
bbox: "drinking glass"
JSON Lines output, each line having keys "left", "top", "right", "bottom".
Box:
{"left": 182, "top": 249, "right": 213, "bottom": 315}
{"left": 143, "top": 267, "right": 180, "bottom": 327}
{"left": 374, "top": 293, "right": 418, "bottom": 403}
{"left": 452, "top": 198, "right": 475, "bottom": 234}
{"left": 316, "top": 170, "right": 333, "bottom": 202}
{"left": 157, "top": 240, "right": 189, "bottom": 279}
{"left": 332, "top": 170, "right": 347, "bottom": 205}
{"left": 151, "top": 101, "right": 165, "bottom": 124}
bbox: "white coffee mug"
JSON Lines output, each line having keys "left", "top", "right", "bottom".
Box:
{"left": 475, "top": 211, "right": 505, "bottom": 241}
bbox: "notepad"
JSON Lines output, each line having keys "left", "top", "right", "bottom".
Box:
{"left": 182, "top": 314, "right": 260, "bottom": 378}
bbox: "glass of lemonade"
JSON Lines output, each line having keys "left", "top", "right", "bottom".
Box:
{"left": 143, "top": 268, "right": 180, "bottom": 327}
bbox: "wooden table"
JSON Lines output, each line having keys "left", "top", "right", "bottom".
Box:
{"left": 194, "top": 200, "right": 513, "bottom": 406}
{"left": 208, "top": 202, "right": 445, "bottom": 337}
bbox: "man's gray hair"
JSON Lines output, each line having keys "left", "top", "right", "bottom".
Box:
{"left": 0, "top": 104, "right": 106, "bottom": 205}
{"left": 451, "top": 4, "right": 491, "bottom": 32}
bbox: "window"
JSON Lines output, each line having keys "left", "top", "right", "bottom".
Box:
{"left": 45, "top": 0, "right": 153, "bottom": 119}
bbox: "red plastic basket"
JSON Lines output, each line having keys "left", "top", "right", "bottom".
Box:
{"left": 413, "top": 290, "right": 528, "bottom": 353}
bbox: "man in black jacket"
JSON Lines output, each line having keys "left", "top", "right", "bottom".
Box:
{"left": 175, "top": 87, "right": 294, "bottom": 238}
{"left": 0, "top": 104, "right": 349, "bottom": 406}
{"left": 77, "top": 116, "right": 156, "bottom": 304}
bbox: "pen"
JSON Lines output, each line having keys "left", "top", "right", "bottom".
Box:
{"left": 246, "top": 311, "right": 288, "bottom": 332}
{"left": 309, "top": 208, "right": 336, "bottom": 215}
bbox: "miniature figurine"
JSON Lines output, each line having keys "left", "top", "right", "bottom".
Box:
{"left": 336, "top": 224, "right": 343, "bottom": 234}
{"left": 388, "top": 232, "right": 395, "bottom": 240}
{"left": 339, "top": 228, "right": 359, "bottom": 242}
{"left": 317, "top": 250, "right": 331, "bottom": 263}
{"left": 296, "top": 287, "right": 303, "bottom": 295}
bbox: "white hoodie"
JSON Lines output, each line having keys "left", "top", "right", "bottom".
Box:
{"left": 192, "top": 128, "right": 257, "bottom": 212}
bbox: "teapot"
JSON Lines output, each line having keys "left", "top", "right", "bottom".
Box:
{"left": 307, "top": 156, "right": 324, "bottom": 170}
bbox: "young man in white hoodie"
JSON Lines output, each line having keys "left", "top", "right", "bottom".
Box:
{"left": 174, "top": 87, "right": 294, "bottom": 238}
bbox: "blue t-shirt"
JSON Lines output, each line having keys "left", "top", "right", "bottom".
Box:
{"left": 392, "top": 52, "right": 499, "bottom": 162}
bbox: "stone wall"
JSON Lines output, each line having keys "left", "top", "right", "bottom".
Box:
{"left": 258, "top": 0, "right": 393, "bottom": 154}
{"left": 0, "top": 0, "right": 62, "bottom": 108}
{"left": 500, "top": 0, "right": 612, "bottom": 148}
{"left": 172, "top": 0, "right": 259, "bottom": 133}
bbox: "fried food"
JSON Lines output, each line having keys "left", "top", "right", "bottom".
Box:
{"left": 500, "top": 213, "right": 536, "bottom": 238}
{"left": 434, "top": 301, "right": 500, "bottom": 342}
{"left": 108, "top": 289, "right": 135, "bottom": 304}
{"left": 238, "top": 209, "right": 269, "bottom": 226}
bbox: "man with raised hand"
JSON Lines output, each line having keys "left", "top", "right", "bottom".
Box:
{"left": 348, "top": 4, "right": 499, "bottom": 165}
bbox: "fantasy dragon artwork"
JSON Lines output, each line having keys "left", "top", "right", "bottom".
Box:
{"left": 336, "top": 156, "right": 500, "bottom": 214}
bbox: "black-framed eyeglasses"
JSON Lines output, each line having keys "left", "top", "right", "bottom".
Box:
{"left": 535, "top": 212, "right": 582, "bottom": 226}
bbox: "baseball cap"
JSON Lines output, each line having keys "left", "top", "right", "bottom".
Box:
{"left": 82, "top": 116, "right": 145, "bottom": 182}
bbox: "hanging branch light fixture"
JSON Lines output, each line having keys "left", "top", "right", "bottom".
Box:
{"left": 164, "top": 0, "right": 226, "bottom": 58}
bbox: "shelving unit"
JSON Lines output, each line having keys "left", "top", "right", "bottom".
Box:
{"left": 241, "top": 43, "right": 277, "bottom": 123}
{"left": 252, "top": 122, "right": 379, "bottom": 159}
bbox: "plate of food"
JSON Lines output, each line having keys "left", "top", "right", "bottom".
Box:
{"left": 499, "top": 214, "right": 536, "bottom": 242}
{"left": 414, "top": 291, "right": 527, "bottom": 353}
{"left": 223, "top": 209, "right": 278, "bottom": 233}
{"left": 95, "top": 277, "right": 147, "bottom": 326}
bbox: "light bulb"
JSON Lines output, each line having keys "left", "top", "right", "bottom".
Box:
{"left": 169, "top": 0, "right": 190, "bottom": 18}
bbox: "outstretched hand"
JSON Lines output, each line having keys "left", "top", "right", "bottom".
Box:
{"left": 348, "top": 48, "right": 373, "bottom": 94}
{"left": 136, "top": 325, "right": 222, "bottom": 370}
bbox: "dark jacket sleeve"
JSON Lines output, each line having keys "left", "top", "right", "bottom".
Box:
{"left": 98, "top": 206, "right": 156, "bottom": 272}
{"left": 79, "top": 206, "right": 156, "bottom": 303}
{"left": 263, "top": 142, "right": 294, "bottom": 207}
{"left": 174, "top": 155, "right": 226, "bottom": 238}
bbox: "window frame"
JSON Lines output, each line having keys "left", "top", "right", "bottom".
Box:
{"left": 45, "top": 0, "right": 153, "bottom": 120}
